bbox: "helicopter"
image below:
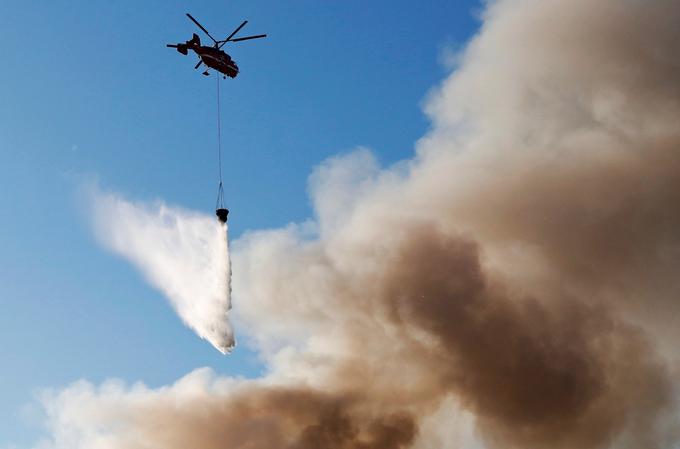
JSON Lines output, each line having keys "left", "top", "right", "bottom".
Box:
{"left": 167, "top": 13, "right": 266, "bottom": 79}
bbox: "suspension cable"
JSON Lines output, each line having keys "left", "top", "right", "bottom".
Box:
{"left": 216, "top": 75, "right": 225, "bottom": 209}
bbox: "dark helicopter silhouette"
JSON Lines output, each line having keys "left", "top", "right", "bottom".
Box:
{"left": 167, "top": 13, "right": 266, "bottom": 78}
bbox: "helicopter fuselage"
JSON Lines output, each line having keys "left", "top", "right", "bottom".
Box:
{"left": 192, "top": 46, "right": 239, "bottom": 78}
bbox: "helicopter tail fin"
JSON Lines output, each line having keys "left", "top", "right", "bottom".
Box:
{"left": 189, "top": 33, "right": 201, "bottom": 46}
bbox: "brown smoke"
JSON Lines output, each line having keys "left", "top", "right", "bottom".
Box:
{"left": 44, "top": 0, "right": 680, "bottom": 448}
{"left": 378, "top": 228, "right": 671, "bottom": 448}
{"left": 128, "top": 387, "right": 416, "bottom": 449}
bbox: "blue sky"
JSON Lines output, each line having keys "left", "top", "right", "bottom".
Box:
{"left": 0, "top": 1, "right": 480, "bottom": 445}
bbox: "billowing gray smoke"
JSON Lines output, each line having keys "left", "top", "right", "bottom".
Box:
{"left": 42, "top": 0, "right": 680, "bottom": 448}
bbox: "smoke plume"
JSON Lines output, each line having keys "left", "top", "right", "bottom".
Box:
{"left": 42, "top": 0, "right": 680, "bottom": 447}
{"left": 90, "top": 192, "right": 235, "bottom": 353}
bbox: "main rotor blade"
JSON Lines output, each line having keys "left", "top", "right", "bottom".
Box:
{"left": 186, "top": 13, "right": 218, "bottom": 44}
{"left": 217, "top": 21, "right": 249, "bottom": 49}
{"left": 166, "top": 44, "right": 179, "bottom": 48}
{"left": 225, "top": 20, "right": 248, "bottom": 42}
{"left": 229, "top": 34, "right": 267, "bottom": 42}
{"left": 194, "top": 59, "right": 203, "bottom": 69}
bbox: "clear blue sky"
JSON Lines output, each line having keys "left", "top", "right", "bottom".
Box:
{"left": 0, "top": 1, "right": 480, "bottom": 445}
